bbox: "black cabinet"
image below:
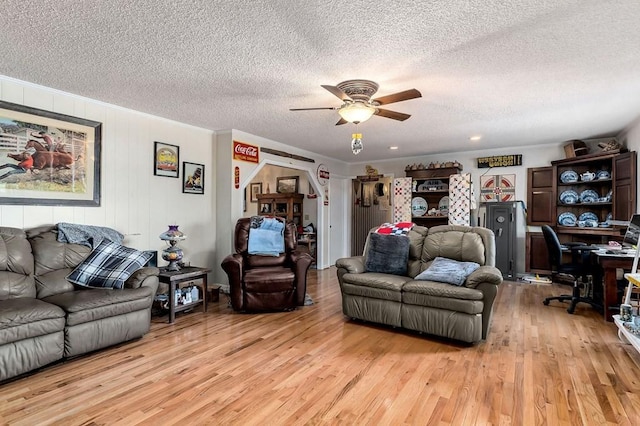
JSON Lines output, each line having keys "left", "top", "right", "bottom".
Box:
{"left": 486, "top": 202, "right": 517, "bottom": 279}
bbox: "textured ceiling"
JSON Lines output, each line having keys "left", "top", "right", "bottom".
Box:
{"left": 2, "top": 0, "right": 640, "bottom": 163}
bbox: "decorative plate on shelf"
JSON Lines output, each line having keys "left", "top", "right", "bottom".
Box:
{"left": 560, "top": 170, "right": 579, "bottom": 183}
{"left": 558, "top": 212, "right": 578, "bottom": 227}
{"left": 580, "top": 189, "right": 599, "bottom": 203}
{"left": 596, "top": 170, "right": 611, "bottom": 180}
{"left": 578, "top": 211, "right": 598, "bottom": 222}
{"left": 438, "top": 196, "right": 450, "bottom": 213}
{"left": 559, "top": 190, "right": 579, "bottom": 204}
{"left": 411, "top": 197, "right": 428, "bottom": 217}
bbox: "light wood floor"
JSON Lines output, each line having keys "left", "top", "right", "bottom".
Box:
{"left": 2, "top": 268, "right": 640, "bottom": 425}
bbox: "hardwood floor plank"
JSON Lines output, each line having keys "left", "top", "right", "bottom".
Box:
{"left": 2, "top": 271, "right": 640, "bottom": 425}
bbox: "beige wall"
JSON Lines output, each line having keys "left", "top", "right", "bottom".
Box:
{"left": 0, "top": 77, "right": 216, "bottom": 272}
{"left": 618, "top": 115, "right": 640, "bottom": 206}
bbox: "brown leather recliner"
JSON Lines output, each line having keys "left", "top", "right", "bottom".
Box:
{"left": 221, "top": 217, "right": 313, "bottom": 312}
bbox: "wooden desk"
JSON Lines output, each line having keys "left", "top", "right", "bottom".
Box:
{"left": 595, "top": 253, "right": 634, "bottom": 322}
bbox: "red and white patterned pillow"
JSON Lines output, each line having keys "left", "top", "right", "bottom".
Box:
{"left": 375, "top": 222, "right": 414, "bottom": 236}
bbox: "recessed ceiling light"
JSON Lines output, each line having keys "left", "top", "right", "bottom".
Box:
{"left": 389, "top": 146, "right": 398, "bottom": 150}
{"left": 469, "top": 135, "right": 482, "bottom": 141}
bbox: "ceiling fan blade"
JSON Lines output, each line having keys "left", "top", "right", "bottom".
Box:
{"left": 289, "top": 107, "right": 338, "bottom": 111}
{"left": 374, "top": 108, "right": 411, "bottom": 121}
{"left": 335, "top": 118, "right": 348, "bottom": 126}
{"left": 321, "top": 85, "right": 351, "bottom": 101}
{"left": 372, "top": 89, "right": 422, "bottom": 106}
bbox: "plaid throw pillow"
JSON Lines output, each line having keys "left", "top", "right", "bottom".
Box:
{"left": 67, "top": 240, "right": 153, "bottom": 289}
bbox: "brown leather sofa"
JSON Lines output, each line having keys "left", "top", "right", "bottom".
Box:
{"left": 0, "top": 225, "right": 159, "bottom": 382}
{"left": 336, "top": 225, "right": 503, "bottom": 343}
{"left": 221, "top": 217, "right": 313, "bottom": 311}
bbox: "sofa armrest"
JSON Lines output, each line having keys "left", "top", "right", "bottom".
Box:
{"left": 221, "top": 253, "right": 245, "bottom": 310}
{"left": 124, "top": 267, "right": 159, "bottom": 291}
{"left": 464, "top": 266, "right": 502, "bottom": 340}
{"left": 289, "top": 250, "right": 313, "bottom": 305}
{"left": 335, "top": 256, "right": 366, "bottom": 274}
{"left": 465, "top": 265, "right": 503, "bottom": 288}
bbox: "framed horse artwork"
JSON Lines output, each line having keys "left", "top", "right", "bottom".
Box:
{"left": 0, "top": 101, "right": 102, "bottom": 206}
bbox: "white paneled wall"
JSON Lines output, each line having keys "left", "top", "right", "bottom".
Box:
{"left": 0, "top": 77, "right": 216, "bottom": 270}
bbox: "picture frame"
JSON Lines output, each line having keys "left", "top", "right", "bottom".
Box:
{"left": 0, "top": 100, "right": 102, "bottom": 206}
{"left": 250, "top": 182, "right": 262, "bottom": 202}
{"left": 243, "top": 187, "right": 247, "bottom": 212}
{"left": 276, "top": 176, "right": 299, "bottom": 194}
{"left": 154, "top": 141, "right": 179, "bottom": 178}
{"left": 182, "top": 162, "right": 204, "bottom": 194}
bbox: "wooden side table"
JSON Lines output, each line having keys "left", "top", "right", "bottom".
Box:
{"left": 158, "top": 266, "right": 211, "bottom": 323}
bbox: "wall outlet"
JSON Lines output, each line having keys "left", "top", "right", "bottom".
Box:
{"left": 305, "top": 214, "right": 309, "bottom": 220}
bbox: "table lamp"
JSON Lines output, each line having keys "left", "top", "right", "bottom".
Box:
{"left": 159, "top": 225, "right": 186, "bottom": 271}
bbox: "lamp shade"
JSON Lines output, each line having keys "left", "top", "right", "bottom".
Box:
{"left": 338, "top": 103, "right": 376, "bottom": 123}
{"left": 159, "top": 225, "right": 186, "bottom": 241}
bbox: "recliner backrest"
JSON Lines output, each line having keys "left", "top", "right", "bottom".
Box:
{"left": 233, "top": 217, "right": 297, "bottom": 268}
{"left": 422, "top": 225, "right": 495, "bottom": 267}
{"left": 0, "top": 227, "right": 36, "bottom": 300}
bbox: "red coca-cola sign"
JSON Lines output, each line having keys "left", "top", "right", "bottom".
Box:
{"left": 233, "top": 141, "right": 259, "bottom": 163}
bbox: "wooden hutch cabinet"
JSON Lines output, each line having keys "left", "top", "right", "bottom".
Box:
{"left": 406, "top": 166, "right": 462, "bottom": 227}
{"left": 526, "top": 150, "right": 637, "bottom": 272}
{"left": 256, "top": 193, "right": 304, "bottom": 225}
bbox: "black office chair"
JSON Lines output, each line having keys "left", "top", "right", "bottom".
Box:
{"left": 541, "top": 225, "right": 603, "bottom": 314}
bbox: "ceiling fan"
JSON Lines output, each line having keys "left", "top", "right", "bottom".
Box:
{"left": 290, "top": 79, "right": 422, "bottom": 125}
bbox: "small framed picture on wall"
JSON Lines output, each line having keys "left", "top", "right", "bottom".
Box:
{"left": 182, "top": 162, "right": 204, "bottom": 194}
{"left": 154, "top": 141, "right": 180, "bottom": 178}
{"left": 250, "top": 182, "right": 262, "bottom": 202}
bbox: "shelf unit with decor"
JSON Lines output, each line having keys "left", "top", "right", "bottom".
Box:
{"left": 406, "top": 166, "right": 462, "bottom": 227}
{"left": 256, "top": 193, "right": 304, "bottom": 225}
{"left": 525, "top": 150, "right": 636, "bottom": 272}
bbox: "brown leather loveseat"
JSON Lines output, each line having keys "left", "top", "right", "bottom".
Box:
{"left": 0, "top": 225, "right": 159, "bottom": 382}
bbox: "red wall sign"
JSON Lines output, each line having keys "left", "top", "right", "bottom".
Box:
{"left": 233, "top": 141, "right": 259, "bottom": 163}
{"left": 234, "top": 166, "right": 240, "bottom": 189}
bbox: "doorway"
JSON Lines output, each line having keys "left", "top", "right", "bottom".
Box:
{"left": 350, "top": 177, "right": 393, "bottom": 255}
{"left": 244, "top": 164, "right": 322, "bottom": 265}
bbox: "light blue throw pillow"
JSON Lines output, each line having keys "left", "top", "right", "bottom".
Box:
{"left": 415, "top": 256, "right": 480, "bottom": 286}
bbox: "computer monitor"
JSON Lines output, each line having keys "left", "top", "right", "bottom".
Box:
{"left": 622, "top": 214, "right": 640, "bottom": 247}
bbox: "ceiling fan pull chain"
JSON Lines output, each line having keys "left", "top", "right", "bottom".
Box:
{"left": 351, "top": 123, "right": 363, "bottom": 155}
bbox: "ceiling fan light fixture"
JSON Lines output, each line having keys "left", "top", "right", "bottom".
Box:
{"left": 338, "top": 102, "right": 376, "bottom": 124}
